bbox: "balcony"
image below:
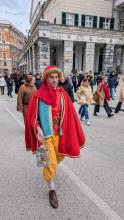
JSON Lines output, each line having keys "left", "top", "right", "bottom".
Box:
{"left": 115, "top": 0, "right": 124, "bottom": 7}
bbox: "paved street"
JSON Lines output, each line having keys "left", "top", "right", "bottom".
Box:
{"left": 0, "top": 91, "right": 124, "bottom": 220}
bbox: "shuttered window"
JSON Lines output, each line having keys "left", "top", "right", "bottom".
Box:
{"left": 62, "top": 12, "right": 78, "bottom": 26}
{"left": 82, "top": 15, "right": 97, "bottom": 28}
{"left": 99, "top": 17, "right": 114, "bottom": 30}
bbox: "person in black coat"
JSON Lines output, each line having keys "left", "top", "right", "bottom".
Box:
{"left": 107, "top": 71, "right": 117, "bottom": 100}
{"left": 71, "top": 69, "right": 78, "bottom": 92}
{"left": 77, "top": 71, "right": 84, "bottom": 88}
{"left": 59, "top": 76, "right": 74, "bottom": 102}
{"left": 13, "top": 73, "right": 19, "bottom": 94}
{"left": 35, "top": 73, "right": 43, "bottom": 90}
{"left": 6, "top": 74, "right": 13, "bottom": 97}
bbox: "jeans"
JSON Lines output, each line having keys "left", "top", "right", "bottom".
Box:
{"left": 110, "top": 87, "right": 115, "bottom": 100}
{"left": 0, "top": 86, "right": 5, "bottom": 95}
{"left": 80, "top": 104, "right": 89, "bottom": 120}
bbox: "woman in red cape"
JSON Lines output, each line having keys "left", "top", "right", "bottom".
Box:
{"left": 25, "top": 65, "right": 86, "bottom": 209}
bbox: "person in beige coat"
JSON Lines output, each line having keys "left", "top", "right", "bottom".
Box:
{"left": 115, "top": 76, "right": 124, "bottom": 113}
{"left": 77, "top": 78, "right": 94, "bottom": 125}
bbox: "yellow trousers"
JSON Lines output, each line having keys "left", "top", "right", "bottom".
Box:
{"left": 43, "top": 135, "right": 64, "bottom": 182}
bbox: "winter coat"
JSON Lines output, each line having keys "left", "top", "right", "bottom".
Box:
{"left": 108, "top": 74, "right": 117, "bottom": 88}
{"left": 17, "top": 83, "right": 36, "bottom": 112}
{"left": 6, "top": 78, "right": 13, "bottom": 92}
{"left": 77, "top": 85, "right": 94, "bottom": 105}
{"left": 93, "top": 83, "right": 106, "bottom": 106}
{"left": 119, "top": 81, "right": 124, "bottom": 103}
{"left": 0, "top": 77, "right": 6, "bottom": 87}
{"left": 35, "top": 79, "right": 43, "bottom": 90}
{"left": 77, "top": 74, "right": 84, "bottom": 87}
{"left": 59, "top": 78, "right": 74, "bottom": 102}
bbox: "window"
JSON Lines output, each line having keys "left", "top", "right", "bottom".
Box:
{"left": 85, "top": 16, "right": 93, "bottom": 28}
{"left": 3, "top": 61, "right": 7, "bottom": 66}
{"left": 62, "top": 12, "right": 79, "bottom": 26}
{"left": 82, "top": 15, "right": 97, "bottom": 28}
{"left": 120, "top": 20, "right": 124, "bottom": 31}
{"left": 2, "top": 35, "right": 5, "bottom": 44}
{"left": 103, "top": 18, "right": 110, "bottom": 29}
{"left": 66, "top": 13, "right": 75, "bottom": 26}
{"left": 3, "top": 52, "right": 6, "bottom": 59}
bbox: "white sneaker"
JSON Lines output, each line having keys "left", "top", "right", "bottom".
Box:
{"left": 80, "top": 116, "right": 85, "bottom": 121}
{"left": 86, "top": 120, "right": 91, "bottom": 126}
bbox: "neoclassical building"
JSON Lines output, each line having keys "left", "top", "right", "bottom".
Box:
{"left": 19, "top": 0, "right": 124, "bottom": 75}
{"left": 0, "top": 21, "right": 25, "bottom": 74}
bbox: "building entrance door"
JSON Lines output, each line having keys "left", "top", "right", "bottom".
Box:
{"left": 99, "top": 48, "right": 104, "bottom": 72}
{"left": 50, "top": 47, "right": 56, "bottom": 65}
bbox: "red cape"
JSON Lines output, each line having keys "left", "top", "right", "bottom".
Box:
{"left": 25, "top": 86, "right": 86, "bottom": 158}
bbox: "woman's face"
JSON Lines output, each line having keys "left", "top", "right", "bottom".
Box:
{"left": 82, "top": 80, "right": 89, "bottom": 87}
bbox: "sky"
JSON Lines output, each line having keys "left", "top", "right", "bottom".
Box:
{"left": 0, "top": 0, "right": 32, "bottom": 34}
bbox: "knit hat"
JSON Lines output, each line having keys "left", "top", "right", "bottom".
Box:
{"left": 84, "top": 72, "right": 93, "bottom": 78}
{"left": 42, "top": 65, "right": 62, "bottom": 81}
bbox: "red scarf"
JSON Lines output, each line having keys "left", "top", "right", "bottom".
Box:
{"left": 34, "top": 83, "right": 60, "bottom": 106}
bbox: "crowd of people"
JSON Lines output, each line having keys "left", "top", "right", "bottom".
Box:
{"left": 71, "top": 69, "right": 123, "bottom": 125}
{"left": 0, "top": 68, "right": 124, "bottom": 126}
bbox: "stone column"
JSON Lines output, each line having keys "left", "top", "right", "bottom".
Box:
{"left": 113, "top": 8, "right": 120, "bottom": 31}
{"left": 83, "top": 42, "right": 95, "bottom": 73}
{"left": 37, "top": 38, "right": 50, "bottom": 73}
{"left": 32, "top": 44, "right": 36, "bottom": 75}
{"left": 63, "top": 41, "right": 73, "bottom": 75}
{"left": 24, "top": 54, "right": 26, "bottom": 74}
{"left": 26, "top": 52, "right": 29, "bottom": 72}
{"left": 29, "top": 48, "right": 32, "bottom": 72}
{"left": 103, "top": 44, "right": 115, "bottom": 72}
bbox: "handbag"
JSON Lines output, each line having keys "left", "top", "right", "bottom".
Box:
{"left": 93, "top": 91, "right": 99, "bottom": 102}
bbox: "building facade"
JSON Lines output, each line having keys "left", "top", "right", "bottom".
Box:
{"left": 19, "top": 0, "right": 124, "bottom": 75}
{"left": 0, "top": 21, "right": 25, "bottom": 74}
